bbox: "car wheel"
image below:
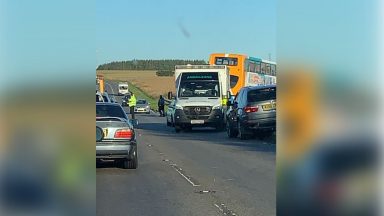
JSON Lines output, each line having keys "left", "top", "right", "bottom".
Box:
{"left": 123, "top": 149, "right": 138, "bottom": 169}
{"left": 238, "top": 121, "right": 248, "bottom": 140}
{"left": 175, "top": 125, "right": 181, "bottom": 133}
{"left": 146, "top": 111, "right": 150, "bottom": 114}
{"left": 227, "top": 120, "right": 238, "bottom": 138}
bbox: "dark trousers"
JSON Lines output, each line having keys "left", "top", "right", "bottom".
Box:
{"left": 158, "top": 105, "right": 164, "bottom": 116}
{"left": 130, "top": 106, "right": 135, "bottom": 119}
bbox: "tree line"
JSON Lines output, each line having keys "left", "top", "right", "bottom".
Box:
{"left": 97, "top": 59, "right": 207, "bottom": 71}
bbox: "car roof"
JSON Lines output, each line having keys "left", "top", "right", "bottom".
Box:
{"left": 96, "top": 102, "right": 120, "bottom": 106}
{"left": 244, "top": 85, "right": 276, "bottom": 91}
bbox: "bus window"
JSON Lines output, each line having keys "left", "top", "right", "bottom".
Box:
{"left": 215, "top": 57, "right": 238, "bottom": 66}
{"left": 256, "top": 62, "right": 261, "bottom": 73}
{"left": 261, "top": 62, "right": 266, "bottom": 74}
{"left": 249, "top": 62, "right": 256, "bottom": 72}
{"left": 230, "top": 75, "right": 239, "bottom": 88}
{"left": 266, "top": 64, "right": 271, "bottom": 75}
{"left": 271, "top": 64, "right": 276, "bottom": 76}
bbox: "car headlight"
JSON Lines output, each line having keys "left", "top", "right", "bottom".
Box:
{"left": 146, "top": 105, "right": 150, "bottom": 109}
{"left": 212, "top": 105, "right": 222, "bottom": 110}
{"left": 175, "top": 104, "right": 183, "bottom": 110}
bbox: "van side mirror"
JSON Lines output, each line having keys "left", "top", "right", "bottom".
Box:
{"left": 226, "top": 91, "right": 232, "bottom": 100}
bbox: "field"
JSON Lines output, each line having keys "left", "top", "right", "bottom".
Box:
{"left": 96, "top": 70, "right": 175, "bottom": 99}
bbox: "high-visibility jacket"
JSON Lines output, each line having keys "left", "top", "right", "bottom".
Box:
{"left": 221, "top": 97, "right": 227, "bottom": 106}
{"left": 128, "top": 94, "right": 136, "bottom": 107}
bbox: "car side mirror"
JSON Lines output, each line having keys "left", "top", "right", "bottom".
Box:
{"left": 129, "top": 119, "right": 139, "bottom": 127}
{"left": 233, "top": 102, "right": 238, "bottom": 109}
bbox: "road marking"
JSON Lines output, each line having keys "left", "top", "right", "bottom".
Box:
{"left": 170, "top": 164, "right": 200, "bottom": 187}
{"left": 214, "top": 204, "right": 223, "bottom": 211}
{"left": 195, "top": 190, "right": 216, "bottom": 194}
{"left": 214, "top": 203, "right": 237, "bottom": 216}
{"left": 146, "top": 142, "right": 201, "bottom": 187}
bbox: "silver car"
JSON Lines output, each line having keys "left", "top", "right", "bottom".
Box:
{"left": 134, "top": 99, "right": 151, "bottom": 114}
{"left": 96, "top": 102, "right": 138, "bottom": 169}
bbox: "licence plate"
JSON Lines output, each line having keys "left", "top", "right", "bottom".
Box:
{"left": 103, "top": 128, "right": 108, "bottom": 137}
{"left": 262, "top": 103, "right": 276, "bottom": 111}
{"left": 191, "top": 120, "right": 204, "bottom": 124}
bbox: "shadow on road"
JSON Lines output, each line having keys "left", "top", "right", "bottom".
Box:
{"left": 136, "top": 120, "right": 276, "bottom": 153}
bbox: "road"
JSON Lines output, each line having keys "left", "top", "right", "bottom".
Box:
{"left": 97, "top": 81, "right": 276, "bottom": 216}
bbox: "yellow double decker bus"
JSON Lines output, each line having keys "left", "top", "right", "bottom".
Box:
{"left": 209, "top": 53, "right": 276, "bottom": 95}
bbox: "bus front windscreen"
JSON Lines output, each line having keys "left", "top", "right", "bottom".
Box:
{"left": 215, "top": 57, "right": 238, "bottom": 66}
{"left": 179, "top": 72, "right": 220, "bottom": 97}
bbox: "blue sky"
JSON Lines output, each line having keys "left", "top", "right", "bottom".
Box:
{"left": 1, "top": 0, "right": 379, "bottom": 91}
{"left": 278, "top": 0, "right": 379, "bottom": 82}
{"left": 96, "top": 0, "right": 276, "bottom": 65}
{"left": 0, "top": 0, "right": 95, "bottom": 90}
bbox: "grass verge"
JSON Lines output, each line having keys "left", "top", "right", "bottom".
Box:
{"left": 126, "top": 81, "right": 159, "bottom": 111}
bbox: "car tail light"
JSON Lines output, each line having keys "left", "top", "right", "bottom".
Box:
{"left": 245, "top": 106, "right": 259, "bottom": 113}
{"left": 114, "top": 129, "right": 133, "bottom": 139}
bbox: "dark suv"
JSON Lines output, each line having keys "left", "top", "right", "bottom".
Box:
{"left": 226, "top": 85, "right": 276, "bottom": 139}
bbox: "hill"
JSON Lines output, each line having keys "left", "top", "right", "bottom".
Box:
{"left": 97, "top": 59, "right": 207, "bottom": 71}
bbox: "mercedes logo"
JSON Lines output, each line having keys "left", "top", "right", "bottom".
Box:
{"left": 194, "top": 107, "right": 201, "bottom": 112}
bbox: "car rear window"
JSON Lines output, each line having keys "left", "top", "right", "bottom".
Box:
{"left": 247, "top": 87, "right": 276, "bottom": 102}
{"left": 96, "top": 104, "right": 126, "bottom": 119}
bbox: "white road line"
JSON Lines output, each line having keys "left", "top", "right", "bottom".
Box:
{"left": 214, "top": 204, "right": 223, "bottom": 212}
{"left": 171, "top": 165, "right": 200, "bottom": 187}
{"left": 214, "top": 203, "right": 237, "bottom": 216}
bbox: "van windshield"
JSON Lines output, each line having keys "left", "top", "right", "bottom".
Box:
{"left": 178, "top": 81, "right": 220, "bottom": 97}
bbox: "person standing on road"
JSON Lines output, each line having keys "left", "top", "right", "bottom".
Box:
{"left": 128, "top": 91, "right": 137, "bottom": 119}
{"left": 158, "top": 95, "right": 165, "bottom": 117}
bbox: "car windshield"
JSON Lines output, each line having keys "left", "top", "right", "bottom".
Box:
{"left": 96, "top": 104, "right": 127, "bottom": 119}
{"left": 247, "top": 87, "right": 276, "bottom": 102}
{"left": 137, "top": 100, "right": 147, "bottom": 105}
{"left": 178, "top": 81, "right": 220, "bottom": 97}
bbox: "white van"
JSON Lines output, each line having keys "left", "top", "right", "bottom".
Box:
{"left": 118, "top": 82, "right": 129, "bottom": 95}
{"left": 170, "top": 65, "right": 230, "bottom": 132}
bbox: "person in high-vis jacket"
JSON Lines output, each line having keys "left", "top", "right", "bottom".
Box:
{"left": 128, "top": 91, "right": 137, "bottom": 119}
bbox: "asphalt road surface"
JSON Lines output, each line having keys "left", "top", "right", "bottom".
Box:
{"left": 97, "top": 82, "right": 276, "bottom": 216}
